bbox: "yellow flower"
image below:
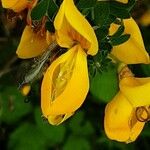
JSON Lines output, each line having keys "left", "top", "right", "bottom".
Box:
{"left": 104, "top": 71, "right": 150, "bottom": 143}
{"left": 41, "top": 0, "right": 98, "bottom": 125}
{"left": 41, "top": 45, "right": 89, "bottom": 125}
{"left": 109, "top": 17, "right": 149, "bottom": 64}
{"left": 20, "top": 84, "right": 31, "bottom": 96}
{"left": 1, "top": 0, "right": 31, "bottom": 12}
{"left": 54, "top": 0, "right": 98, "bottom": 56}
{"left": 16, "top": 25, "right": 48, "bottom": 59}
{"left": 138, "top": 10, "right": 150, "bottom": 26}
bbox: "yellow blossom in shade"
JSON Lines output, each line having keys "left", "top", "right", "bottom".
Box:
{"left": 1, "top": 0, "right": 29, "bottom": 12}
{"left": 20, "top": 84, "right": 31, "bottom": 96}
{"left": 120, "top": 76, "right": 150, "bottom": 107}
{"left": 109, "top": 17, "right": 150, "bottom": 64}
{"left": 104, "top": 66, "right": 150, "bottom": 143}
{"left": 16, "top": 25, "right": 48, "bottom": 59}
{"left": 138, "top": 10, "right": 150, "bottom": 26}
{"left": 104, "top": 91, "right": 145, "bottom": 143}
{"left": 54, "top": 0, "right": 98, "bottom": 56}
{"left": 41, "top": 45, "right": 89, "bottom": 125}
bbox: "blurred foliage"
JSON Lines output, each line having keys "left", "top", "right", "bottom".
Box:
{"left": 0, "top": 0, "right": 150, "bottom": 150}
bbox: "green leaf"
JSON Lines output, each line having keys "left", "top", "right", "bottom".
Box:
{"left": 63, "top": 136, "right": 91, "bottom": 150}
{"left": 93, "top": 0, "right": 135, "bottom": 28}
{"left": 8, "top": 123, "right": 47, "bottom": 150}
{"left": 77, "top": 0, "right": 97, "bottom": 9}
{"left": 0, "top": 86, "right": 32, "bottom": 124}
{"left": 34, "top": 107, "right": 66, "bottom": 145}
{"left": 111, "top": 34, "right": 130, "bottom": 46}
{"left": 47, "top": 0, "right": 58, "bottom": 20}
{"left": 90, "top": 63, "right": 119, "bottom": 103}
{"left": 69, "top": 111, "right": 94, "bottom": 136}
{"left": 93, "top": 2, "right": 111, "bottom": 27}
{"left": 109, "top": 3, "right": 130, "bottom": 19}
{"left": 31, "top": 0, "right": 49, "bottom": 20}
{"left": 95, "top": 27, "right": 109, "bottom": 42}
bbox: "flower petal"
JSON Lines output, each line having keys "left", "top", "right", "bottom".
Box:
{"left": 54, "top": 0, "right": 98, "bottom": 55}
{"left": 110, "top": 18, "right": 149, "bottom": 64}
{"left": 104, "top": 92, "right": 145, "bottom": 143}
{"left": 48, "top": 112, "right": 74, "bottom": 125}
{"left": 2, "top": 0, "right": 28, "bottom": 12}
{"left": 120, "top": 76, "right": 150, "bottom": 107}
{"left": 41, "top": 45, "right": 89, "bottom": 117}
{"left": 16, "top": 26, "right": 48, "bottom": 59}
{"left": 115, "top": 0, "right": 128, "bottom": 4}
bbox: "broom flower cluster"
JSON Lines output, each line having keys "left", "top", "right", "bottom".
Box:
{"left": 1, "top": 0, "right": 150, "bottom": 143}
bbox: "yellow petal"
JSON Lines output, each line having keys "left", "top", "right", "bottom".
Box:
{"left": 115, "top": 0, "right": 128, "bottom": 4}
{"left": 41, "top": 45, "right": 89, "bottom": 117}
{"left": 104, "top": 92, "right": 145, "bottom": 143}
{"left": 54, "top": 0, "right": 98, "bottom": 55}
{"left": 16, "top": 26, "right": 48, "bottom": 59}
{"left": 110, "top": 17, "right": 149, "bottom": 64}
{"left": 2, "top": 0, "right": 28, "bottom": 12}
{"left": 120, "top": 76, "right": 150, "bottom": 107}
{"left": 48, "top": 112, "right": 74, "bottom": 125}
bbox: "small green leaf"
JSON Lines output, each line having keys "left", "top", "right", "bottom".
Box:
{"left": 90, "top": 63, "right": 119, "bottom": 103}
{"left": 93, "top": 2, "right": 110, "bottom": 27}
{"left": 47, "top": 0, "right": 58, "bottom": 20}
{"left": 77, "top": 0, "right": 96, "bottom": 9}
{"left": 109, "top": 3, "right": 130, "bottom": 19}
{"left": 111, "top": 34, "right": 130, "bottom": 46}
{"left": 31, "top": 0, "right": 49, "bottom": 20}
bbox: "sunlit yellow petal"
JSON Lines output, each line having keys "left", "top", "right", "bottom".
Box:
{"left": 110, "top": 17, "right": 149, "bottom": 64}
{"left": 41, "top": 45, "right": 89, "bottom": 117}
{"left": 2, "top": 0, "right": 29, "bottom": 12}
{"left": 48, "top": 112, "right": 74, "bottom": 125}
{"left": 120, "top": 76, "right": 150, "bottom": 107}
{"left": 54, "top": 0, "right": 98, "bottom": 55}
{"left": 104, "top": 92, "right": 145, "bottom": 143}
{"left": 16, "top": 26, "right": 48, "bottom": 59}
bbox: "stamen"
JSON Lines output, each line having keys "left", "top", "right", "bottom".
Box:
{"left": 67, "top": 25, "right": 90, "bottom": 50}
{"left": 135, "top": 106, "right": 150, "bottom": 122}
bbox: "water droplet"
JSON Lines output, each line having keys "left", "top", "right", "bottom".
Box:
{"left": 24, "top": 97, "right": 30, "bottom": 103}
